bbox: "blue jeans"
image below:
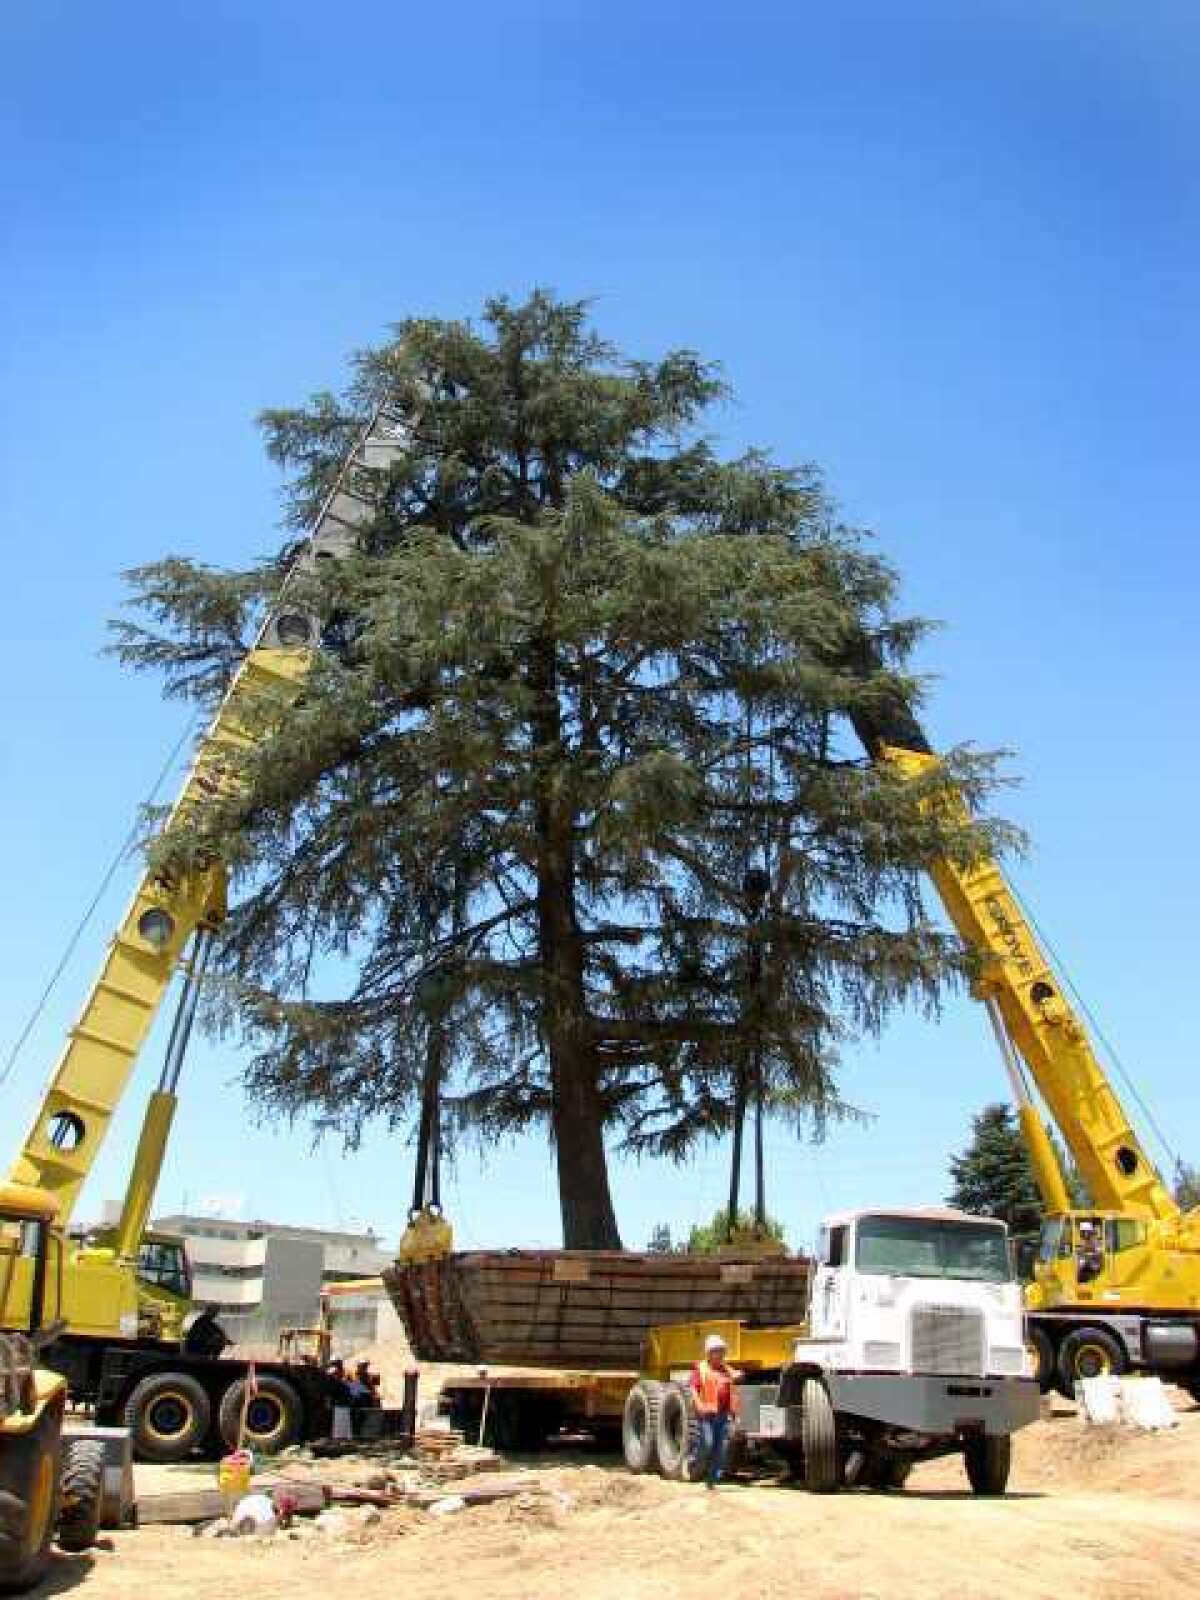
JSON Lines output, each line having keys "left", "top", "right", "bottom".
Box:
{"left": 697, "top": 1412, "right": 731, "bottom": 1484}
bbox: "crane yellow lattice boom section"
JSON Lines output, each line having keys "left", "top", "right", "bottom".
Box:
{"left": 8, "top": 644, "right": 310, "bottom": 1222}
{"left": 879, "top": 743, "right": 1177, "bottom": 1225}
{"left": 9, "top": 393, "right": 421, "bottom": 1232}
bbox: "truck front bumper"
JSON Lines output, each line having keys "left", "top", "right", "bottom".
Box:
{"left": 826, "top": 1373, "right": 1040, "bottom": 1437}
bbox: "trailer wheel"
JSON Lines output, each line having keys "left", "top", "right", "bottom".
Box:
{"left": 964, "top": 1433, "right": 1010, "bottom": 1496}
{"left": 1025, "top": 1326, "right": 1056, "bottom": 1393}
{"left": 799, "top": 1377, "right": 839, "bottom": 1493}
{"left": 1057, "top": 1326, "right": 1125, "bottom": 1392}
{"left": 218, "top": 1374, "right": 302, "bottom": 1456}
{"left": 124, "top": 1372, "right": 211, "bottom": 1463}
{"left": 621, "top": 1380, "right": 664, "bottom": 1474}
{"left": 56, "top": 1438, "right": 104, "bottom": 1553}
{"left": 654, "top": 1383, "right": 702, "bottom": 1481}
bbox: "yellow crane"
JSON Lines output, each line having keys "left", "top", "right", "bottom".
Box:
{"left": 3, "top": 395, "right": 419, "bottom": 1458}
{"left": 854, "top": 695, "right": 1200, "bottom": 1397}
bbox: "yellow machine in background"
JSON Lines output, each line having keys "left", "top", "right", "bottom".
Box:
{"left": 0, "top": 1184, "right": 104, "bottom": 1591}
{"left": 856, "top": 704, "right": 1200, "bottom": 1397}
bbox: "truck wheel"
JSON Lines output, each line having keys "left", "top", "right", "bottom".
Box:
{"left": 124, "top": 1372, "right": 211, "bottom": 1464}
{"left": 964, "top": 1434, "right": 1011, "bottom": 1496}
{"left": 654, "top": 1383, "right": 702, "bottom": 1481}
{"left": 865, "top": 1452, "right": 911, "bottom": 1491}
{"left": 218, "top": 1374, "right": 302, "bottom": 1456}
{"left": 621, "top": 1380, "right": 664, "bottom": 1474}
{"left": 1025, "top": 1326, "right": 1056, "bottom": 1393}
{"left": 0, "top": 1397, "right": 61, "bottom": 1593}
{"left": 1057, "top": 1327, "right": 1126, "bottom": 1391}
{"left": 56, "top": 1438, "right": 105, "bottom": 1553}
{"left": 799, "top": 1377, "right": 839, "bottom": 1494}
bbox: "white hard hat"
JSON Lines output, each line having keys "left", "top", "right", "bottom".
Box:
{"left": 704, "top": 1333, "right": 727, "bottom": 1354}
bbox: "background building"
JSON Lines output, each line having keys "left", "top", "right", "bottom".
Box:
{"left": 152, "top": 1213, "right": 398, "bottom": 1349}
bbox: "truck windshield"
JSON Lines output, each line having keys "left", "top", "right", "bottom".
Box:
{"left": 856, "top": 1215, "right": 1011, "bottom": 1282}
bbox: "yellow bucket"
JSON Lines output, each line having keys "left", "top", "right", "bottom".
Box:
{"left": 218, "top": 1449, "right": 253, "bottom": 1513}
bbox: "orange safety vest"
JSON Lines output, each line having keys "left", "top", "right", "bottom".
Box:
{"left": 691, "top": 1359, "right": 741, "bottom": 1416}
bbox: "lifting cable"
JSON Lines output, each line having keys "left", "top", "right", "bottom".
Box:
{"left": 0, "top": 712, "right": 202, "bottom": 1090}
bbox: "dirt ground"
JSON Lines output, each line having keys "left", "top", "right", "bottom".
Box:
{"left": 32, "top": 1389, "right": 1200, "bottom": 1600}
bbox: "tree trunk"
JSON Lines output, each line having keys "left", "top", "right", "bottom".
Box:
{"left": 530, "top": 632, "right": 622, "bottom": 1250}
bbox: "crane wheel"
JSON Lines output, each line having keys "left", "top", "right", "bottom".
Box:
{"left": 56, "top": 1438, "right": 104, "bottom": 1554}
{"left": 0, "top": 1395, "right": 62, "bottom": 1594}
{"left": 1057, "top": 1327, "right": 1126, "bottom": 1392}
{"left": 218, "top": 1374, "right": 302, "bottom": 1457}
{"left": 621, "top": 1380, "right": 664, "bottom": 1473}
{"left": 964, "top": 1433, "right": 1011, "bottom": 1495}
{"left": 124, "top": 1372, "right": 211, "bottom": 1464}
{"left": 654, "top": 1383, "right": 702, "bottom": 1481}
{"left": 1025, "top": 1326, "right": 1056, "bottom": 1393}
{"left": 799, "top": 1377, "right": 839, "bottom": 1493}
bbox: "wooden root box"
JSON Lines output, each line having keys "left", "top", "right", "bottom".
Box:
{"left": 384, "top": 1249, "right": 812, "bottom": 1368}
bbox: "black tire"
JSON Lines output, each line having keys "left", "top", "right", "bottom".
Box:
{"left": 1057, "top": 1326, "right": 1126, "bottom": 1392}
{"left": 56, "top": 1438, "right": 104, "bottom": 1553}
{"left": 964, "top": 1433, "right": 1011, "bottom": 1496}
{"left": 800, "top": 1377, "right": 839, "bottom": 1494}
{"left": 123, "top": 1371, "right": 211, "bottom": 1464}
{"left": 1026, "top": 1325, "right": 1056, "bottom": 1394}
{"left": 621, "top": 1380, "right": 664, "bottom": 1474}
{"left": 0, "top": 1392, "right": 62, "bottom": 1594}
{"left": 864, "top": 1452, "right": 911, "bottom": 1491}
{"left": 655, "top": 1383, "right": 703, "bottom": 1481}
{"left": 218, "top": 1374, "right": 302, "bottom": 1457}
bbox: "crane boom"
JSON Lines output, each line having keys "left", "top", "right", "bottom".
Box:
{"left": 850, "top": 697, "right": 1177, "bottom": 1224}
{"left": 9, "top": 395, "right": 417, "bottom": 1226}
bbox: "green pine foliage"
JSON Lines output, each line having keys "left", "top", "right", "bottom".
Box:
{"left": 112, "top": 291, "right": 1017, "bottom": 1249}
{"left": 1174, "top": 1162, "right": 1200, "bottom": 1212}
{"left": 685, "top": 1207, "right": 786, "bottom": 1255}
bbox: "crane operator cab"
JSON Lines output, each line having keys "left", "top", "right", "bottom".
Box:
{"left": 1030, "top": 1211, "right": 1149, "bottom": 1307}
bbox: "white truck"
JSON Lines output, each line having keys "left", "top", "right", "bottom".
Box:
{"left": 624, "top": 1205, "right": 1040, "bottom": 1493}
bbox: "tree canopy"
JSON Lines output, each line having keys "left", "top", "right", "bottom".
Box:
{"left": 113, "top": 291, "right": 1015, "bottom": 1248}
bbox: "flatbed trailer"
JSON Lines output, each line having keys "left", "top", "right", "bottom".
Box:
{"left": 440, "top": 1368, "right": 637, "bottom": 1452}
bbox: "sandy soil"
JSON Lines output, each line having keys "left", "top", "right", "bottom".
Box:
{"left": 31, "top": 1392, "right": 1200, "bottom": 1600}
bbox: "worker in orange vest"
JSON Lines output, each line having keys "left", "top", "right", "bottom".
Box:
{"left": 690, "top": 1333, "right": 741, "bottom": 1487}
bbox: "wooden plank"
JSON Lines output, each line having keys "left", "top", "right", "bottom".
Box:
{"left": 136, "top": 1480, "right": 330, "bottom": 1525}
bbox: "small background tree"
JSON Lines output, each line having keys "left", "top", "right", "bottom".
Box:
{"left": 948, "top": 1102, "right": 1085, "bottom": 1236}
{"left": 1174, "top": 1162, "right": 1200, "bottom": 1212}
{"left": 685, "top": 1206, "right": 786, "bottom": 1255}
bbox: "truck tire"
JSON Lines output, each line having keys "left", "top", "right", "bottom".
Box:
{"left": 1057, "top": 1326, "right": 1126, "bottom": 1391}
{"left": 218, "top": 1374, "right": 302, "bottom": 1457}
{"left": 654, "top": 1383, "right": 702, "bottom": 1481}
{"left": 1025, "top": 1326, "right": 1056, "bottom": 1393}
{"left": 800, "top": 1377, "right": 839, "bottom": 1494}
{"left": 0, "top": 1397, "right": 61, "bottom": 1594}
{"left": 964, "top": 1433, "right": 1011, "bottom": 1496}
{"left": 56, "top": 1438, "right": 104, "bottom": 1553}
{"left": 621, "top": 1380, "right": 664, "bottom": 1474}
{"left": 123, "top": 1372, "right": 211, "bottom": 1464}
{"left": 865, "top": 1451, "right": 911, "bottom": 1491}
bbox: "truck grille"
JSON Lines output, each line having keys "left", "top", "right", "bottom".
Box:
{"left": 910, "top": 1305, "right": 985, "bottom": 1376}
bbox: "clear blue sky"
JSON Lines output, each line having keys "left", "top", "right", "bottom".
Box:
{"left": 2, "top": 1, "right": 1197, "bottom": 1255}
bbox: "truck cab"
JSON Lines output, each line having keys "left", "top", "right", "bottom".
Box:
{"left": 804, "top": 1206, "right": 1028, "bottom": 1379}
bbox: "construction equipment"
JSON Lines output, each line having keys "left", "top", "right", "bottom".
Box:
{"left": 623, "top": 1206, "right": 1037, "bottom": 1493}
{"left": 854, "top": 696, "right": 1200, "bottom": 1398}
{"left": 3, "top": 395, "right": 421, "bottom": 1457}
{"left": 0, "top": 1184, "right": 105, "bottom": 1591}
